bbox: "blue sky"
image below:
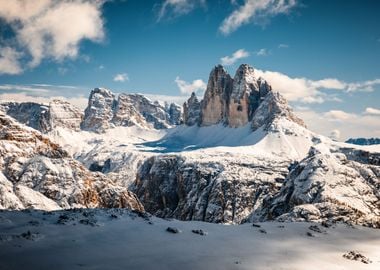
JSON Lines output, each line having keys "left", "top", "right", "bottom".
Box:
{"left": 0, "top": 0, "right": 379, "bottom": 139}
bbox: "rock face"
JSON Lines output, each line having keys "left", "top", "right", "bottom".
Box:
{"left": 200, "top": 65, "right": 233, "bottom": 126}
{"left": 47, "top": 100, "right": 83, "bottom": 131}
{"left": 133, "top": 154, "right": 288, "bottom": 224}
{"left": 183, "top": 92, "right": 201, "bottom": 126}
{"left": 266, "top": 145, "right": 380, "bottom": 227}
{"left": 189, "top": 64, "right": 294, "bottom": 129}
{"left": 0, "top": 100, "right": 83, "bottom": 133}
{"left": 0, "top": 102, "right": 51, "bottom": 133}
{"left": 251, "top": 91, "right": 306, "bottom": 131}
{"left": 228, "top": 64, "right": 263, "bottom": 127}
{"left": 81, "top": 88, "right": 182, "bottom": 132}
{"left": 0, "top": 113, "right": 144, "bottom": 211}
{"left": 81, "top": 88, "right": 116, "bottom": 132}
{"left": 167, "top": 103, "right": 182, "bottom": 125}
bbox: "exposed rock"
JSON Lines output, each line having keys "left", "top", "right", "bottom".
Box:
{"left": 82, "top": 89, "right": 181, "bottom": 132}
{"left": 133, "top": 154, "right": 288, "bottom": 224}
{"left": 167, "top": 102, "right": 182, "bottom": 125}
{"left": 0, "top": 113, "right": 144, "bottom": 212}
{"left": 191, "top": 229, "right": 207, "bottom": 235}
{"left": 343, "top": 251, "right": 372, "bottom": 264}
{"left": 48, "top": 100, "right": 83, "bottom": 131}
{"left": 189, "top": 64, "right": 300, "bottom": 130}
{"left": 200, "top": 65, "right": 232, "bottom": 126}
{"left": 0, "top": 102, "right": 51, "bottom": 133}
{"left": 81, "top": 88, "right": 116, "bottom": 132}
{"left": 183, "top": 92, "right": 201, "bottom": 126}
{"left": 251, "top": 91, "right": 306, "bottom": 131}
{"left": 228, "top": 64, "right": 260, "bottom": 127}
{"left": 0, "top": 100, "right": 84, "bottom": 133}
{"left": 166, "top": 227, "right": 180, "bottom": 233}
{"left": 267, "top": 145, "right": 380, "bottom": 227}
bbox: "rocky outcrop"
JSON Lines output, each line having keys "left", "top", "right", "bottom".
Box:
{"left": 0, "top": 102, "right": 51, "bottom": 133}
{"left": 228, "top": 64, "right": 264, "bottom": 127}
{"left": 190, "top": 64, "right": 290, "bottom": 129}
{"left": 81, "top": 88, "right": 116, "bottom": 132}
{"left": 133, "top": 154, "right": 288, "bottom": 224}
{"left": 47, "top": 100, "right": 83, "bottom": 131}
{"left": 251, "top": 91, "right": 306, "bottom": 131}
{"left": 81, "top": 89, "right": 182, "bottom": 132}
{"left": 266, "top": 145, "right": 380, "bottom": 227}
{"left": 167, "top": 103, "right": 182, "bottom": 125}
{"left": 0, "top": 113, "right": 144, "bottom": 211}
{"left": 183, "top": 92, "right": 201, "bottom": 126}
{"left": 0, "top": 100, "right": 83, "bottom": 133}
{"left": 200, "top": 65, "right": 233, "bottom": 126}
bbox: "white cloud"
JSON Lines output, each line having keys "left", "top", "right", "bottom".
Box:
{"left": 0, "top": 0, "right": 105, "bottom": 74}
{"left": 219, "top": 0, "right": 297, "bottom": 35}
{"left": 220, "top": 49, "right": 250, "bottom": 66}
{"left": 346, "top": 79, "right": 380, "bottom": 92}
{"left": 255, "top": 48, "right": 268, "bottom": 56}
{"left": 324, "top": 110, "right": 355, "bottom": 121}
{"left": 0, "top": 92, "right": 88, "bottom": 109}
{"left": 278, "top": 43, "right": 289, "bottom": 48}
{"left": 113, "top": 73, "right": 129, "bottom": 82}
{"left": 98, "top": 65, "right": 105, "bottom": 70}
{"left": 254, "top": 68, "right": 380, "bottom": 103}
{"left": 329, "top": 129, "right": 341, "bottom": 140}
{"left": 0, "top": 47, "right": 23, "bottom": 75}
{"left": 364, "top": 107, "right": 380, "bottom": 116}
{"left": 295, "top": 108, "right": 380, "bottom": 140}
{"left": 175, "top": 76, "right": 206, "bottom": 95}
{"left": 0, "top": 83, "right": 88, "bottom": 97}
{"left": 143, "top": 93, "right": 188, "bottom": 105}
{"left": 157, "top": 0, "right": 206, "bottom": 21}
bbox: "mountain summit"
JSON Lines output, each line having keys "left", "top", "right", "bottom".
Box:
{"left": 183, "top": 64, "right": 305, "bottom": 130}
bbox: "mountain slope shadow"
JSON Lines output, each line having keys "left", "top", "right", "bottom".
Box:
{"left": 134, "top": 123, "right": 267, "bottom": 153}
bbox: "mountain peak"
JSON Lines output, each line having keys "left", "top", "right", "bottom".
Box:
{"left": 182, "top": 64, "right": 306, "bottom": 131}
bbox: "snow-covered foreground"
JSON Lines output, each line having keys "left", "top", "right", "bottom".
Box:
{"left": 0, "top": 210, "right": 379, "bottom": 270}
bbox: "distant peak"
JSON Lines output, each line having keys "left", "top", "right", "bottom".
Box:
{"left": 92, "top": 87, "right": 114, "bottom": 97}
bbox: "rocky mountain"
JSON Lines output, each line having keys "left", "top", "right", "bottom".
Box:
{"left": 0, "top": 99, "right": 83, "bottom": 133}
{"left": 346, "top": 138, "right": 380, "bottom": 145}
{"left": 0, "top": 112, "right": 143, "bottom": 211}
{"left": 1, "top": 88, "right": 182, "bottom": 134}
{"left": 81, "top": 88, "right": 182, "bottom": 132}
{"left": 183, "top": 92, "right": 201, "bottom": 126}
{"left": 0, "top": 64, "right": 379, "bottom": 229}
{"left": 183, "top": 64, "right": 304, "bottom": 130}
{"left": 266, "top": 145, "right": 380, "bottom": 227}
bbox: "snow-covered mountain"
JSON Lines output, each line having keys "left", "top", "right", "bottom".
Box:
{"left": 0, "top": 64, "right": 379, "bottom": 228}
{"left": 0, "top": 113, "right": 143, "bottom": 211}
{"left": 81, "top": 88, "right": 182, "bottom": 132}
{"left": 0, "top": 99, "right": 83, "bottom": 133}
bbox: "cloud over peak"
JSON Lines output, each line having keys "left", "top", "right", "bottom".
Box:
{"left": 175, "top": 76, "right": 206, "bottom": 95}
{"left": 113, "top": 73, "right": 129, "bottom": 82}
{"left": 220, "top": 49, "right": 250, "bottom": 66}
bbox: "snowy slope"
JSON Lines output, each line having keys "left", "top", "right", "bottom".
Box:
{"left": 0, "top": 209, "right": 379, "bottom": 270}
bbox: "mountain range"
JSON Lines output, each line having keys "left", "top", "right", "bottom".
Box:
{"left": 1, "top": 64, "right": 379, "bottom": 227}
